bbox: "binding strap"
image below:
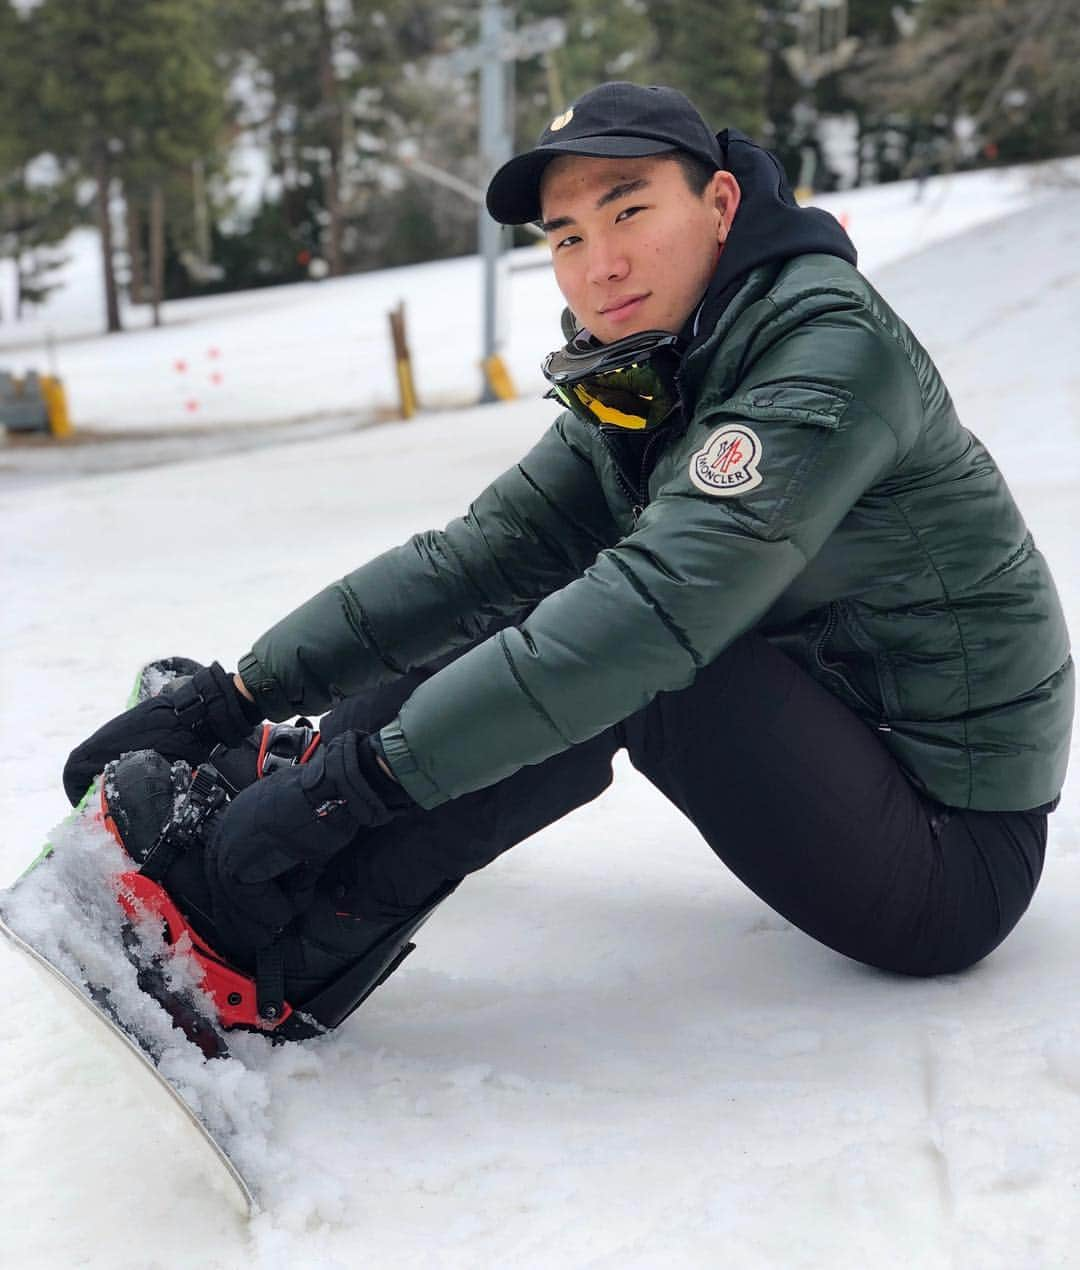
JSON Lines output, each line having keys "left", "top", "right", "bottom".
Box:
{"left": 167, "top": 675, "right": 207, "bottom": 727}
{"left": 255, "top": 942, "right": 286, "bottom": 1022}
{"left": 139, "top": 765, "right": 227, "bottom": 884}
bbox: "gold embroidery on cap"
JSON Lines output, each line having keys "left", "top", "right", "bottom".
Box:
{"left": 549, "top": 108, "right": 574, "bottom": 132}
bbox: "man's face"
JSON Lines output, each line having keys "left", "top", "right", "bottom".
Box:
{"left": 539, "top": 154, "right": 740, "bottom": 345}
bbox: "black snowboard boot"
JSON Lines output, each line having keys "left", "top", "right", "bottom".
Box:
{"left": 101, "top": 749, "right": 225, "bottom": 951}
{"left": 101, "top": 748, "right": 457, "bottom": 1040}
{"left": 100, "top": 715, "right": 321, "bottom": 937}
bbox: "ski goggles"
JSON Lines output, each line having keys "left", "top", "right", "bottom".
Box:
{"left": 542, "top": 329, "right": 684, "bottom": 431}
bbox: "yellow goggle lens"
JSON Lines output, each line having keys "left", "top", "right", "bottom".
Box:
{"left": 572, "top": 383, "right": 651, "bottom": 430}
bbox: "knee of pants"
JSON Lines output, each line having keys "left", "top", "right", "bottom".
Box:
{"left": 858, "top": 913, "right": 1022, "bottom": 979}
{"left": 886, "top": 814, "right": 1047, "bottom": 978}
{"left": 874, "top": 944, "right": 994, "bottom": 979}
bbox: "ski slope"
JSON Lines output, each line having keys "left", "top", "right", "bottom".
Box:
{"left": 1, "top": 180, "right": 1078, "bottom": 1268}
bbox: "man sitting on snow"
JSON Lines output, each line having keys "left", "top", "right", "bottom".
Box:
{"left": 66, "top": 83, "right": 1073, "bottom": 1038}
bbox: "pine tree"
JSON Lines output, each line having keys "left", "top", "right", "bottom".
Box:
{"left": 508, "top": 0, "right": 655, "bottom": 145}
{"left": 0, "top": 168, "right": 78, "bottom": 319}
{"left": 0, "top": 1, "right": 81, "bottom": 321}
{"left": 844, "top": 0, "right": 1080, "bottom": 169}
{"left": 220, "top": 0, "right": 455, "bottom": 278}
{"left": 498, "top": 0, "right": 767, "bottom": 166}
{"left": 648, "top": 0, "right": 768, "bottom": 136}
{"left": 32, "top": 0, "right": 227, "bottom": 332}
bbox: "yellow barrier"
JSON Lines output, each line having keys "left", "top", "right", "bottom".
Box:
{"left": 40, "top": 375, "right": 73, "bottom": 437}
{"left": 482, "top": 354, "right": 517, "bottom": 402}
{"left": 395, "top": 357, "right": 417, "bottom": 419}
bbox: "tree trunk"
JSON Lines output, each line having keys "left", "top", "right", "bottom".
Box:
{"left": 316, "top": 0, "right": 345, "bottom": 277}
{"left": 94, "top": 149, "right": 122, "bottom": 333}
{"left": 149, "top": 182, "right": 165, "bottom": 328}
{"left": 191, "top": 157, "right": 211, "bottom": 265}
{"left": 126, "top": 194, "right": 147, "bottom": 305}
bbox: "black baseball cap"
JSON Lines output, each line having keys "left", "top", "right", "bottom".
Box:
{"left": 486, "top": 82, "right": 723, "bottom": 226}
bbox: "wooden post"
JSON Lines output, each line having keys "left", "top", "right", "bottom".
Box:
{"left": 388, "top": 302, "right": 417, "bottom": 419}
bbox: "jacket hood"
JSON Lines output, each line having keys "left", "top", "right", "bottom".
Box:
{"left": 683, "top": 129, "right": 857, "bottom": 345}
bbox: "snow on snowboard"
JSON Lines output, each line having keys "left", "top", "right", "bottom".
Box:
{"left": 0, "top": 663, "right": 259, "bottom": 1215}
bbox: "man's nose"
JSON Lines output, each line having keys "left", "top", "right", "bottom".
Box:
{"left": 586, "top": 238, "right": 629, "bottom": 286}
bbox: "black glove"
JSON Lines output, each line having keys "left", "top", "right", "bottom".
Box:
{"left": 63, "top": 661, "right": 261, "bottom": 806}
{"left": 204, "top": 731, "right": 410, "bottom": 951}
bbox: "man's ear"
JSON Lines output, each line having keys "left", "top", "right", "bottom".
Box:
{"left": 711, "top": 170, "right": 741, "bottom": 242}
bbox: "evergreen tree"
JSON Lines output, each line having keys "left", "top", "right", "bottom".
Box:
{"left": 517, "top": 0, "right": 654, "bottom": 127}
{"left": 0, "top": 1, "right": 81, "bottom": 321}
{"left": 32, "top": 0, "right": 227, "bottom": 332}
{"left": 0, "top": 166, "right": 78, "bottom": 320}
{"left": 115, "top": 2, "right": 228, "bottom": 323}
{"left": 649, "top": 0, "right": 768, "bottom": 135}
{"left": 221, "top": 0, "right": 458, "bottom": 277}
{"left": 845, "top": 0, "right": 1080, "bottom": 170}
{"left": 792, "top": 0, "right": 922, "bottom": 187}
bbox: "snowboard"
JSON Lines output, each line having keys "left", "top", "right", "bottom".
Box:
{"left": 0, "top": 662, "right": 258, "bottom": 1216}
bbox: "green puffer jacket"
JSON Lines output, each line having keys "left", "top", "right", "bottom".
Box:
{"left": 238, "top": 253, "right": 1073, "bottom": 812}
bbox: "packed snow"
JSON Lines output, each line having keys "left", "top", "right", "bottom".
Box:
{"left": 0, "top": 167, "right": 1078, "bottom": 1268}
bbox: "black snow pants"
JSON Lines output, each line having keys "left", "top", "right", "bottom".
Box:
{"left": 315, "top": 632, "right": 1049, "bottom": 978}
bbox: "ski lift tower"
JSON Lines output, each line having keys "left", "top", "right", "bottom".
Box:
{"left": 432, "top": 2, "right": 566, "bottom": 401}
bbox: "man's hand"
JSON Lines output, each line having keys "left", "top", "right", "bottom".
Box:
{"left": 204, "top": 730, "right": 408, "bottom": 950}
{"left": 63, "top": 661, "right": 260, "bottom": 806}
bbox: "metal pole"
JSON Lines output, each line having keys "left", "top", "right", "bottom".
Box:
{"left": 478, "top": 0, "right": 511, "bottom": 402}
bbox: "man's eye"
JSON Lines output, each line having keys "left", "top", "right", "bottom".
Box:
{"left": 555, "top": 233, "right": 581, "bottom": 250}
{"left": 616, "top": 205, "right": 644, "bottom": 223}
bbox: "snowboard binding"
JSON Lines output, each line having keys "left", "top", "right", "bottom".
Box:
{"left": 100, "top": 748, "right": 304, "bottom": 1054}
{"left": 98, "top": 722, "right": 454, "bottom": 1053}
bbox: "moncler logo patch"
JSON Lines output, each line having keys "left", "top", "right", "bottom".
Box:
{"left": 689, "top": 425, "right": 763, "bottom": 496}
{"left": 549, "top": 108, "right": 574, "bottom": 132}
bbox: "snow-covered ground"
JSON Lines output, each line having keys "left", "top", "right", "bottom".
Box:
{"left": 0, "top": 174, "right": 1078, "bottom": 1268}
